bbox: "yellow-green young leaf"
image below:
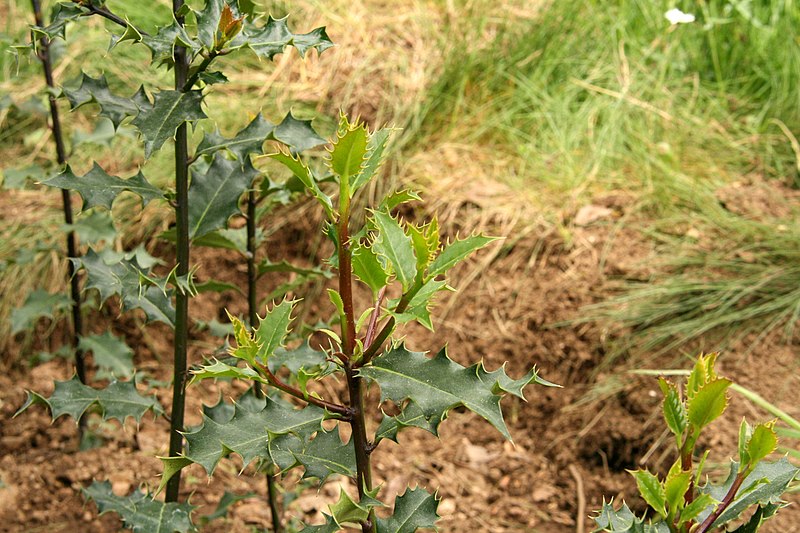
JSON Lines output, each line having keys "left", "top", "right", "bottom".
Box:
{"left": 328, "top": 119, "right": 368, "bottom": 182}
{"left": 351, "top": 243, "right": 389, "bottom": 296}
{"left": 428, "top": 234, "right": 496, "bottom": 277}
{"left": 659, "top": 377, "right": 687, "bottom": 441}
{"left": 190, "top": 359, "right": 269, "bottom": 386}
{"left": 371, "top": 210, "right": 417, "bottom": 291}
{"left": 270, "top": 151, "right": 334, "bottom": 218}
{"left": 739, "top": 418, "right": 753, "bottom": 468}
{"left": 351, "top": 127, "right": 392, "bottom": 193}
{"left": 327, "top": 288, "right": 346, "bottom": 326}
{"left": 630, "top": 469, "right": 666, "bottom": 517}
{"left": 380, "top": 189, "right": 422, "bottom": 211}
{"left": 687, "top": 378, "right": 731, "bottom": 429}
{"left": 687, "top": 352, "right": 720, "bottom": 399}
{"left": 327, "top": 488, "right": 382, "bottom": 527}
{"left": 226, "top": 311, "right": 258, "bottom": 365}
{"left": 407, "top": 218, "right": 440, "bottom": 276}
{"left": 254, "top": 299, "right": 296, "bottom": 362}
{"left": 745, "top": 420, "right": 778, "bottom": 467}
{"left": 678, "top": 493, "right": 717, "bottom": 525}
{"left": 664, "top": 469, "right": 692, "bottom": 513}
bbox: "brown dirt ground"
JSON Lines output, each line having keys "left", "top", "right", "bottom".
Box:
{"left": 1, "top": 186, "right": 799, "bottom": 533}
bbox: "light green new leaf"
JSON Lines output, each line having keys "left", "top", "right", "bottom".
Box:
{"left": 10, "top": 289, "right": 71, "bottom": 334}
{"left": 188, "top": 155, "right": 257, "bottom": 240}
{"left": 254, "top": 299, "right": 296, "bottom": 363}
{"left": 359, "top": 344, "right": 546, "bottom": 441}
{"left": 83, "top": 480, "right": 195, "bottom": 533}
{"left": 631, "top": 470, "right": 666, "bottom": 517}
{"left": 328, "top": 488, "right": 382, "bottom": 527}
{"left": 351, "top": 243, "right": 389, "bottom": 296}
{"left": 79, "top": 331, "right": 134, "bottom": 380}
{"left": 43, "top": 164, "right": 163, "bottom": 211}
{"left": 697, "top": 458, "right": 799, "bottom": 527}
{"left": 270, "top": 151, "right": 333, "bottom": 218}
{"left": 376, "top": 487, "right": 440, "bottom": 533}
{"left": 195, "top": 113, "right": 275, "bottom": 162}
{"left": 17, "top": 375, "right": 162, "bottom": 423}
{"left": 328, "top": 121, "right": 368, "bottom": 183}
{"left": 62, "top": 73, "right": 140, "bottom": 129}
{"left": 351, "top": 127, "right": 392, "bottom": 193}
{"left": 379, "top": 189, "right": 422, "bottom": 212}
{"left": 132, "top": 89, "right": 206, "bottom": 158}
{"left": 190, "top": 360, "right": 269, "bottom": 386}
{"left": 658, "top": 378, "right": 686, "bottom": 442}
{"left": 371, "top": 210, "right": 416, "bottom": 291}
{"left": 407, "top": 218, "right": 439, "bottom": 275}
{"left": 663, "top": 468, "right": 691, "bottom": 514}
{"left": 687, "top": 378, "right": 731, "bottom": 429}
{"left": 160, "top": 398, "right": 328, "bottom": 489}
{"left": 293, "top": 429, "right": 356, "bottom": 483}
{"left": 744, "top": 421, "right": 778, "bottom": 469}
{"left": 678, "top": 493, "right": 717, "bottom": 526}
{"left": 428, "top": 234, "right": 496, "bottom": 277}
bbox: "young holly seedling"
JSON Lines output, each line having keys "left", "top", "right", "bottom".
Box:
{"left": 595, "top": 353, "right": 799, "bottom": 533}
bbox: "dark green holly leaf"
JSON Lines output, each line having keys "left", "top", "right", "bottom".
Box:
{"left": 141, "top": 17, "right": 200, "bottom": 66}
{"left": 198, "top": 70, "right": 229, "bottom": 85}
{"left": 65, "top": 210, "right": 117, "bottom": 244}
{"left": 161, "top": 227, "right": 256, "bottom": 254}
{"left": 371, "top": 210, "right": 416, "bottom": 291}
{"left": 188, "top": 154, "right": 256, "bottom": 239}
{"left": 2, "top": 165, "right": 45, "bottom": 190}
{"left": 376, "top": 487, "right": 440, "bottom": 533}
{"left": 72, "top": 119, "right": 124, "bottom": 148}
{"left": 257, "top": 258, "right": 332, "bottom": 279}
{"left": 293, "top": 429, "right": 356, "bottom": 483}
{"left": 697, "top": 458, "right": 799, "bottom": 527}
{"left": 729, "top": 503, "right": 781, "bottom": 533}
{"left": 78, "top": 248, "right": 175, "bottom": 326}
{"left": 44, "top": 163, "right": 163, "bottom": 211}
{"left": 79, "top": 331, "right": 134, "bottom": 380}
{"left": 17, "top": 375, "right": 162, "bottom": 423}
{"left": 83, "top": 480, "right": 195, "bottom": 533}
{"left": 239, "top": 16, "right": 333, "bottom": 60}
{"left": 195, "top": 114, "right": 275, "bottom": 162}
{"left": 160, "top": 398, "right": 328, "bottom": 487}
{"left": 375, "top": 401, "right": 438, "bottom": 443}
{"left": 360, "top": 344, "right": 547, "bottom": 441}
{"left": 593, "top": 501, "right": 666, "bottom": 533}
{"left": 132, "top": 89, "right": 206, "bottom": 158}
{"left": 427, "top": 235, "right": 496, "bottom": 277}
{"left": 10, "top": 289, "right": 71, "bottom": 334}
{"left": 30, "top": 2, "right": 85, "bottom": 42}
{"left": 269, "top": 341, "right": 329, "bottom": 375}
{"left": 62, "top": 73, "right": 140, "bottom": 129}
{"left": 194, "top": 279, "right": 242, "bottom": 294}
{"left": 272, "top": 111, "right": 326, "bottom": 153}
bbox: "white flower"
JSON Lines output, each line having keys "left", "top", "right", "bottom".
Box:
{"left": 665, "top": 8, "right": 696, "bottom": 24}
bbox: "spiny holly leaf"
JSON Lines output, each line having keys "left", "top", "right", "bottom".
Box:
{"left": 328, "top": 119, "right": 368, "bottom": 181}
{"left": 253, "top": 299, "right": 296, "bottom": 363}
{"left": 376, "top": 487, "right": 440, "bottom": 533}
{"left": 593, "top": 501, "right": 667, "bottom": 533}
{"left": 190, "top": 359, "right": 269, "bottom": 385}
{"left": 10, "top": 289, "right": 71, "bottom": 334}
{"left": 195, "top": 0, "right": 243, "bottom": 50}
{"left": 199, "top": 490, "right": 254, "bottom": 525}
{"left": 328, "top": 487, "right": 382, "bottom": 528}
{"left": 257, "top": 258, "right": 332, "bottom": 280}
{"left": 360, "top": 344, "right": 548, "bottom": 441}
{"left": 407, "top": 218, "right": 439, "bottom": 276}
{"left": 371, "top": 210, "right": 416, "bottom": 291}
{"left": 188, "top": 154, "right": 257, "bottom": 240}
{"left": 743, "top": 421, "right": 778, "bottom": 469}
{"left": 141, "top": 17, "right": 200, "bottom": 66}
{"left": 30, "top": 2, "right": 85, "bottom": 42}
{"left": 62, "top": 73, "right": 140, "bottom": 129}
{"left": 427, "top": 234, "right": 496, "bottom": 277}
{"left": 658, "top": 378, "right": 686, "bottom": 443}
{"left": 269, "top": 341, "right": 329, "bottom": 375}
{"left": 160, "top": 397, "right": 328, "bottom": 488}
{"left": 292, "top": 429, "right": 356, "bottom": 483}
{"left": 389, "top": 278, "right": 449, "bottom": 331}
{"left": 729, "top": 503, "right": 781, "bottom": 533}
{"left": 631, "top": 470, "right": 666, "bottom": 517}
{"left": 239, "top": 15, "right": 333, "bottom": 60}
{"left": 78, "top": 248, "right": 175, "bottom": 326}
{"left": 43, "top": 163, "right": 163, "bottom": 211}
{"left": 297, "top": 515, "right": 340, "bottom": 533}
{"left": 697, "top": 458, "right": 799, "bottom": 527}
{"left": 351, "top": 242, "right": 389, "bottom": 296}
{"left": 270, "top": 150, "right": 334, "bottom": 218}
{"left": 375, "top": 401, "right": 438, "bottom": 443}
{"left": 83, "top": 480, "right": 195, "bottom": 533}
{"left": 686, "top": 378, "right": 731, "bottom": 429}
{"left": 79, "top": 331, "right": 135, "bottom": 380}
{"left": 17, "top": 375, "right": 162, "bottom": 423}
{"left": 351, "top": 127, "right": 392, "bottom": 193}
{"left": 195, "top": 114, "right": 275, "bottom": 162}
{"left": 132, "top": 89, "right": 206, "bottom": 158}
{"left": 272, "top": 111, "right": 326, "bottom": 153}
{"left": 66, "top": 210, "right": 117, "bottom": 244}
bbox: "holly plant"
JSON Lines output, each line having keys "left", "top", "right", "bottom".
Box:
{"left": 153, "top": 113, "right": 557, "bottom": 532}
{"left": 595, "top": 353, "right": 799, "bottom": 533}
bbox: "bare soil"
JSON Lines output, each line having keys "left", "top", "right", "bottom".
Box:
{"left": 1, "top": 190, "right": 799, "bottom": 532}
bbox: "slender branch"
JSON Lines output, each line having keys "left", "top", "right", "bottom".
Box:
{"left": 265, "top": 464, "right": 282, "bottom": 533}
{"left": 72, "top": 0, "right": 149, "bottom": 36}
{"left": 363, "top": 287, "right": 386, "bottom": 348}
{"left": 165, "top": 0, "right": 190, "bottom": 504}
{"left": 182, "top": 51, "right": 220, "bottom": 91}
{"left": 254, "top": 362, "right": 353, "bottom": 417}
{"left": 695, "top": 471, "right": 746, "bottom": 533}
{"left": 338, "top": 218, "right": 357, "bottom": 356}
{"left": 359, "top": 289, "right": 416, "bottom": 366}
{"left": 30, "top": 0, "right": 86, "bottom": 405}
